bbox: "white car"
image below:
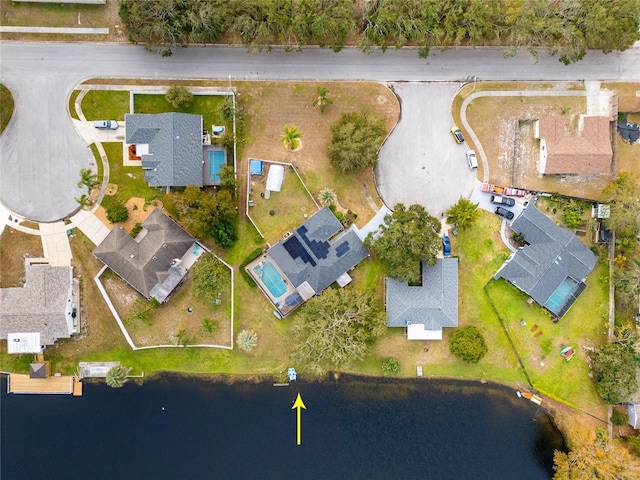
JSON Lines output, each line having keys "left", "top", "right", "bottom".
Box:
{"left": 94, "top": 120, "right": 118, "bottom": 130}
{"left": 466, "top": 150, "right": 478, "bottom": 169}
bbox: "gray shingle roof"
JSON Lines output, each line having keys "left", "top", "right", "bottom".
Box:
{"left": 268, "top": 207, "right": 368, "bottom": 295}
{"left": 125, "top": 113, "right": 203, "bottom": 187}
{"left": 93, "top": 209, "right": 196, "bottom": 302}
{"left": 385, "top": 258, "right": 459, "bottom": 330}
{"left": 0, "top": 265, "right": 73, "bottom": 346}
{"left": 494, "top": 203, "right": 597, "bottom": 316}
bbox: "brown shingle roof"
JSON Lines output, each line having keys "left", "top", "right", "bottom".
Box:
{"left": 539, "top": 116, "right": 612, "bottom": 174}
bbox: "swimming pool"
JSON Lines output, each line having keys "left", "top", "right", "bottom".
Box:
{"left": 208, "top": 149, "right": 226, "bottom": 183}
{"left": 255, "top": 261, "right": 287, "bottom": 298}
{"left": 545, "top": 277, "right": 577, "bottom": 314}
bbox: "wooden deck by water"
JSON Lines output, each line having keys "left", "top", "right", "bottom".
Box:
{"left": 8, "top": 373, "right": 77, "bottom": 395}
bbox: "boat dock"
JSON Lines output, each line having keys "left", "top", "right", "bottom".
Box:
{"left": 8, "top": 373, "right": 82, "bottom": 396}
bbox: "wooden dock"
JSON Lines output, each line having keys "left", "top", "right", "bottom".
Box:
{"left": 8, "top": 373, "right": 75, "bottom": 395}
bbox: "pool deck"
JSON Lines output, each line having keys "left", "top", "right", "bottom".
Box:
{"left": 246, "top": 254, "right": 297, "bottom": 314}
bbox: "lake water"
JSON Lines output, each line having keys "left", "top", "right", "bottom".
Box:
{"left": 1, "top": 374, "right": 564, "bottom": 479}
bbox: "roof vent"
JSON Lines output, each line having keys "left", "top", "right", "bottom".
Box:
{"left": 163, "top": 243, "right": 168, "bottom": 248}
{"left": 129, "top": 254, "right": 135, "bottom": 258}
{"left": 152, "top": 256, "right": 158, "bottom": 261}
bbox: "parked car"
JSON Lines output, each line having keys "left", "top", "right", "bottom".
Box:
{"left": 442, "top": 235, "right": 451, "bottom": 257}
{"left": 490, "top": 195, "right": 515, "bottom": 207}
{"left": 450, "top": 126, "right": 464, "bottom": 144}
{"left": 466, "top": 150, "right": 478, "bottom": 169}
{"left": 495, "top": 206, "right": 515, "bottom": 220}
{"left": 94, "top": 120, "right": 118, "bottom": 130}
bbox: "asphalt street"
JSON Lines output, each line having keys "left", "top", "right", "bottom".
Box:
{"left": 1, "top": 42, "right": 638, "bottom": 221}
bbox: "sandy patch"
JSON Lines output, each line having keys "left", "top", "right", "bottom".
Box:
{"left": 94, "top": 197, "right": 163, "bottom": 233}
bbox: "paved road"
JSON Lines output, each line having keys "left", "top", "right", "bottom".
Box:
{"left": 1, "top": 42, "right": 638, "bottom": 221}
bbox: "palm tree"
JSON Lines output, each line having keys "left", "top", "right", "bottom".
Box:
{"left": 237, "top": 329, "right": 258, "bottom": 351}
{"left": 105, "top": 365, "right": 131, "bottom": 388}
{"left": 318, "top": 187, "right": 336, "bottom": 206}
{"left": 313, "top": 86, "right": 333, "bottom": 113}
{"left": 78, "top": 168, "right": 99, "bottom": 191}
{"left": 281, "top": 125, "right": 302, "bottom": 151}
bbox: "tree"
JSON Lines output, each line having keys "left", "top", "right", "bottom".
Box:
{"left": 446, "top": 198, "right": 480, "bottom": 230}
{"left": 105, "top": 365, "right": 131, "bottom": 388}
{"left": 105, "top": 201, "right": 129, "bottom": 223}
{"left": 365, "top": 203, "right": 441, "bottom": 284}
{"left": 191, "top": 254, "right": 227, "bottom": 300}
{"left": 164, "top": 185, "right": 238, "bottom": 248}
{"left": 449, "top": 325, "right": 488, "bottom": 364}
{"left": 313, "top": 86, "right": 333, "bottom": 113}
{"left": 553, "top": 428, "right": 640, "bottom": 479}
{"left": 280, "top": 125, "right": 302, "bottom": 150}
{"left": 613, "top": 257, "right": 640, "bottom": 308}
{"left": 318, "top": 187, "right": 336, "bottom": 206}
{"left": 588, "top": 342, "right": 640, "bottom": 404}
{"left": 237, "top": 329, "right": 258, "bottom": 351}
{"left": 382, "top": 357, "right": 401, "bottom": 374}
{"left": 218, "top": 165, "right": 240, "bottom": 195}
{"left": 293, "top": 288, "right": 385, "bottom": 369}
{"left": 78, "top": 168, "right": 99, "bottom": 192}
{"left": 601, "top": 172, "right": 640, "bottom": 239}
{"left": 327, "top": 111, "right": 386, "bottom": 172}
{"left": 165, "top": 84, "right": 193, "bottom": 108}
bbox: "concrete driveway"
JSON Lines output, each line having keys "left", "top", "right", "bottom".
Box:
{"left": 375, "top": 82, "right": 476, "bottom": 217}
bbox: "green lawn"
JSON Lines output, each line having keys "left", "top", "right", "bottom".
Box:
{"left": 68, "top": 90, "right": 81, "bottom": 120}
{"left": 0, "top": 83, "right": 14, "bottom": 134}
{"left": 248, "top": 165, "right": 318, "bottom": 243}
{"left": 100, "top": 142, "right": 163, "bottom": 205}
{"left": 81, "top": 90, "right": 130, "bottom": 121}
{"left": 134, "top": 93, "right": 231, "bottom": 135}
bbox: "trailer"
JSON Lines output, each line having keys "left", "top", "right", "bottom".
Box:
{"left": 481, "top": 183, "right": 526, "bottom": 197}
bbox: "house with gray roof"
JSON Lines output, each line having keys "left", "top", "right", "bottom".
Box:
{"left": 94, "top": 209, "right": 197, "bottom": 303}
{"left": 125, "top": 112, "right": 204, "bottom": 188}
{"left": 385, "top": 258, "right": 459, "bottom": 340}
{"left": 494, "top": 202, "right": 597, "bottom": 318}
{"left": 248, "top": 207, "right": 369, "bottom": 316}
{"left": 0, "top": 264, "right": 75, "bottom": 348}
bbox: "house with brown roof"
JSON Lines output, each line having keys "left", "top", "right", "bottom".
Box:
{"left": 93, "top": 209, "right": 199, "bottom": 303}
{"left": 534, "top": 116, "right": 612, "bottom": 175}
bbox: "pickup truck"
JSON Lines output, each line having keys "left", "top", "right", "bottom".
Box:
{"left": 481, "top": 183, "right": 526, "bottom": 197}
{"left": 490, "top": 195, "right": 516, "bottom": 207}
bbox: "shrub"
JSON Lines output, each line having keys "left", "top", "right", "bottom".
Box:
{"left": 237, "top": 329, "right": 258, "bottom": 351}
{"left": 562, "top": 200, "right": 583, "bottom": 229}
{"left": 449, "top": 325, "right": 488, "bottom": 364}
{"left": 327, "top": 111, "right": 386, "bottom": 172}
{"left": 106, "top": 202, "right": 129, "bottom": 223}
{"left": 611, "top": 409, "right": 628, "bottom": 426}
{"left": 130, "top": 222, "right": 142, "bottom": 237}
{"left": 381, "top": 357, "right": 401, "bottom": 374}
{"left": 202, "top": 318, "right": 220, "bottom": 335}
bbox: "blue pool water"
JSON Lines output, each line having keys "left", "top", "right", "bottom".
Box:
{"left": 208, "top": 149, "right": 226, "bottom": 182}
{"left": 255, "top": 261, "right": 287, "bottom": 298}
{"left": 545, "top": 277, "right": 577, "bottom": 314}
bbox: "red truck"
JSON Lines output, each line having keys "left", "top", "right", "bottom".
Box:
{"left": 481, "top": 183, "right": 526, "bottom": 197}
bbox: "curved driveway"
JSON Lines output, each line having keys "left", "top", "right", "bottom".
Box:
{"left": 377, "top": 82, "right": 474, "bottom": 216}
{"left": 1, "top": 42, "right": 638, "bottom": 221}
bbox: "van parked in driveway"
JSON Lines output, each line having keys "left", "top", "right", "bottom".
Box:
{"left": 94, "top": 120, "right": 118, "bottom": 130}
{"left": 466, "top": 150, "right": 478, "bottom": 169}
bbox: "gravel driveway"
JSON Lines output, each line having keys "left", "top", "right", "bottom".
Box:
{"left": 375, "top": 82, "right": 476, "bottom": 217}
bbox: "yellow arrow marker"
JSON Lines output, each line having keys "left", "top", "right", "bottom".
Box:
{"left": 291, "top": 393, "right": 306, "bottom": 445}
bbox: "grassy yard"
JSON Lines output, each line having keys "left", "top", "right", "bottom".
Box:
{"left": 81, "top": 90, "right": 130, "bottom": 121}
{"left": 0, "top": 0, "right": 123, "bottom": 42}
{"left": 134, "top": 93, "right": 231, "bottom": 135}
{"left": 0, "top": 83, "right": 14, "bottom": 134}
{"left": 602, "top": 82, "right": 640, "bottom": 111}
{"left": 0, "top": 227, "right": 43, "bottom": 288}
{"left": 248, "top": 164, "right": 319, "bottom": 243}
{"left": 100, "top": 141, "right": 163, "bottom": 205}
